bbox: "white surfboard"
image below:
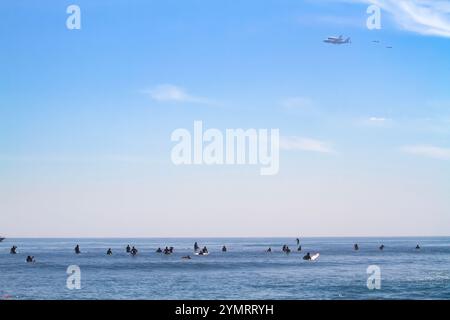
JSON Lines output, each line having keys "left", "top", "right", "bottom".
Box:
{"left": 194, "top": 252, "right": 209, "bottom": 256}
{"left": 310, "top": 253, "right": 320, "bottom": 261}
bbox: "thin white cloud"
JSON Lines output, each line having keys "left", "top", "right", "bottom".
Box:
{"left": 369, "top": 117, "right": 388, "bottom": 122}
{"left": 402, "top": 145, "right": 450, "bottom": 160}
{"left": 144, "top": 84, "right": 213, "bottom": 104}
{"left": 282, "top": 97, "right": 315, "bottom": 110}
{"left": 351, "top": 0, "right": 450, "bottom": 38}
{"left": 280, "top": 136, "right": 334, "bottom": 153}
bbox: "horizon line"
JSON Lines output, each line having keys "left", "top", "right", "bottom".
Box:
{"left": 2, "top": 235, "right": 450, "bottom": 239}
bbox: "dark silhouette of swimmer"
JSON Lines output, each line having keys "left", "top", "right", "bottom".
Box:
{"left": 194, "top": 242, "right": 199, "bottom": 252}
{"left": 156, "top": 247, "right": 162, "bottom": 253}
{"left": 169, "top": 247, "right": 174, "bottom": 253}
{"left": 416, "top": 244, "right": 421, "bottom": 250}
{"left": 222, "top": 246, "right": 227, "bottom": 252}
{"left": 126, "top": 245, "right": 131, "bottom": 253}
{"left": 26, "top": 256, "right": 35, "bottom": 263}
{"left": 10, "top": 246, "right": 17, "bottom": 254}
{"left": 354, "top": 244, "right": 359, "bottom": 251}
{"left": 75, "top": 245, "right": 81, "bottom": 254}
{"left": 297, "top": 246, "right": 302, "bottom": 252}
{"left": 107, "top": 248, "right": 113, "bottom": 255}
{"left": 266, "top": 247, "right": 272, "bottom": 252}
{"left": 296, "top": 238, "right": 300, "bottom": 245}
{"left": 379, "top": 245, "right": 385, "bottom": 251}
{"left": 130, "top": 246, "right": 138, "bottom": 256}
{"left": 202, "top": 246, "right": 208, "bottom": 254}
{"left": 163, "top": 246, "right": 171, "bottom": 255}
{"left": 182, "top": 255, "right": 191, "bottom": 260}
{"left": 303, "top": 252, "right": 312, "bottom": 260}
{"left": 282, "top": 245, "right": 291, "bottom": 253}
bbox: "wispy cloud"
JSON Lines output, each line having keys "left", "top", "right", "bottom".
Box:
{"left": 350, "top": 0, "right": 450, "bottom": 38}
{"left": 144, "top": 84, "right": 214, "bottom": 105}
{"left": 280, "top": 136, "right": 334, "bottom": 153}
{"left": 401, "top": 145, "right": 450, "bottom": 160}
{"left": 282, "top": 97, "right": 315, "bottom": 111}
{"left": 369, "top": 117, "right": 388, "bottom": 122}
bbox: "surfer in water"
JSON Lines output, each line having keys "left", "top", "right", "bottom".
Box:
{"left": 10, "top": 246, "right": 17, "bottom": 254}
{"left": 130, "top": 246, "right": 138, "bottom": 256}
{"left": 296, "top": 238, "right": 300, "bottom": 246}
{"left": 163, "top": 247, "right": 171, "bottom": 255}
{"left": 194, "top": 242, "right": 199, "bottom": 252}
{"left": 156, "top": 247, "right": 162, "bottom": 253}
{"left": 26, "top": 256, "right": 35, "bottom": 263}
{"left": 354, "top": 244, "right": 359, "bottom": 251}
{"left": 266, "top": 247, "right": 272, "bottom": 252}
{"left": 222, "top": 246, "right": 227, "bottom": 252}
{"left": 297, "top": 246, "right": 302, "bottom": 252}
{"left": 182, "top": 255, "right": 191, "bottom": 260}
{"left": 416, "top": 244, "right": 421, "bottom": 250}
{"left": 74, "top": 245, "right": 81, "bottom": 254}
{"left": 379, "top": 245, "right": 385, "bottom": 251}
{"left": 303, "top": 252, "right": 312, "bottom": 260}
{"left": 107, "top": 248, "right": 113, "bottom": 256}
{"left": 126, "top": 245, "right": 131, "bottom": 253}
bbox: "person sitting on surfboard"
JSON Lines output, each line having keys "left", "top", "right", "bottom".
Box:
{"left": 126, "top": 245, "right": 131, "bottom": 253}
{"left": 354, "top": 244, "right": 359, "bottom": 251}
{"left": 130, "top": 246, "right": 138, "bottom": 256}
{"left": 222, "top": 246, "right": 227, "bottom": 252}
{"left": 10, "top": 246, "right": 17, "bottom": 254}
{"left": 169, "top": 247, "right": 174, "bottom": 253}
{"left": 107, "top": 248, "right": 113, "bottom": 255}
{"left": 416, "top": 244, "right": 420, "bottom": 250}
{"left": 194, "top": 242, "right": 199, "bottom": 252}
{"left": 156, "top": 247, "right": 162, "bottom": 253}
{"left": 266, "top": 247, "right": 272, "bottom": 252}
{"left": 303, "top": 252, "right": 311, "bottom": 260}
{"left": 379, "top": 245, "right": 385, "bottom": 251}
{"left": 26, "top": 256, "right": 35, "bottom": 263}
{"left": 297, "top": 246, "right": 302, "bottom": 251}
{"left": 74, "top": 245, "right": 81, "bottom": 254}
{"left": 202, "top": 246, "right": 208, "bottom": 254}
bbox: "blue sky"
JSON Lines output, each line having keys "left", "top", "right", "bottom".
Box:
{"left": 1, "top": 0, "right": 449, "bottom": 237}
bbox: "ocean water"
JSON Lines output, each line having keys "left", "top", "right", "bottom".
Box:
{"left": 0, "top": 237, "right": 449, "bottom": 300}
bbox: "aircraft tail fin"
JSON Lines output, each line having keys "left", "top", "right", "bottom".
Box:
{"left": 346, "top": 37, "right": 351, "bottom": 43}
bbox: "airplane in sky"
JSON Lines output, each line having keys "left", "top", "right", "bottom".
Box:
{"left": 323, "top": 35, "right": 351, "bottom": 45}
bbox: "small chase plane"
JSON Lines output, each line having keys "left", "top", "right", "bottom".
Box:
{"left": 324, "top": 35, "right": 351, "bottom": 45}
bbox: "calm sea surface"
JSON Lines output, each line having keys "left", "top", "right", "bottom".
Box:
{"left": 1, "top": 237, "right": 449, "bottom": 300}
